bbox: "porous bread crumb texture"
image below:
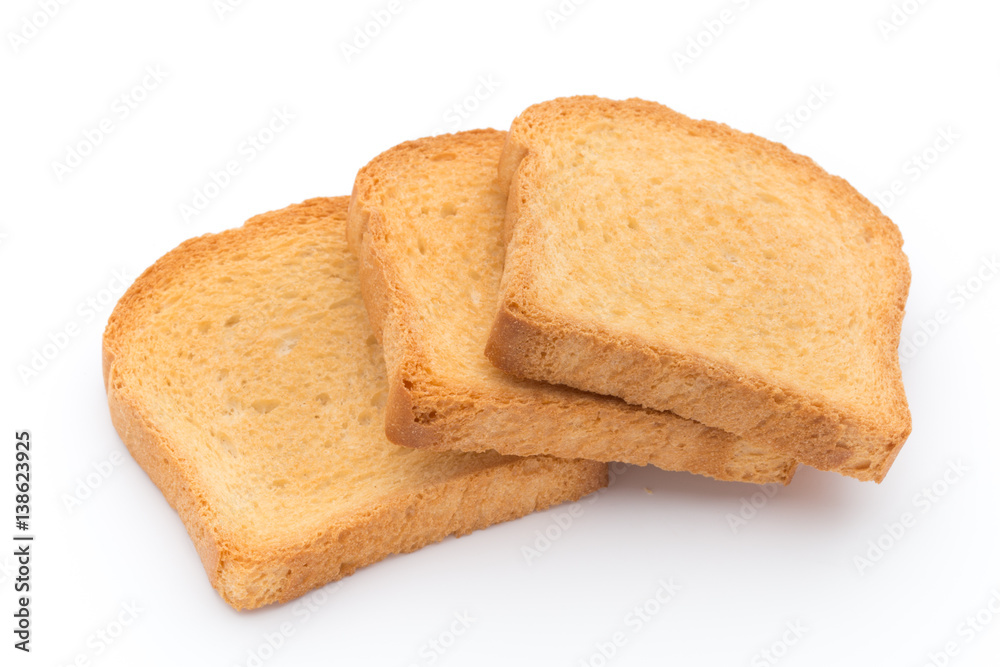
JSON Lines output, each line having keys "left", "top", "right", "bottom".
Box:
{"left": 102, "top": 196, "right": 607, "bottom": 610}
{"left": 348, "top": 130, "right": 798, "bottom": 485}
{"left": 488, "top": 96, "right": 912, "bottom": 482}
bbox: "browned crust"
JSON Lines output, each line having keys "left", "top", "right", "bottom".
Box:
{"left": 102, "top": 197, "right": 607, "bottom": 610}
{"left": 104, "top": 365, "right": 227, "bottom": 590}
{"left": 489, "top": 96, "right": 912, "bottom": 482}
{"left": 348, "top": 131, "right": 800, "bottom": 485}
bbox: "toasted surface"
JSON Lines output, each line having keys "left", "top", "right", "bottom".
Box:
{"left": 487, "top": 96, "right": 911, "bottom": 481}
{"left": 102, "top": 197, "right": 607, "bottom": 610}
{"left": 348, "top": 130, "right": 798, "bottom": 484}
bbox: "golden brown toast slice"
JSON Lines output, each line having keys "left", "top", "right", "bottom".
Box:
{"left": 102, "top": 197, "right": 607, "bottom": 610}
{"left": 487, "top": 97, "right": 911, "bottom": 482}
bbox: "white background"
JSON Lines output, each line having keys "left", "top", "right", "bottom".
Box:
{"left": 2, "top": 0, "right": 998, "bottom": 665}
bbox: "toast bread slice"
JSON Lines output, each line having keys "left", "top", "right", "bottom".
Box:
{"left": 102, "top": 197, "right": 607, "bottom": 610}
{"left": 348, "top": 130, "right": 798, "bottom": 485}
{"left": 486, "top": 97, "right": 911, "bottom": 482}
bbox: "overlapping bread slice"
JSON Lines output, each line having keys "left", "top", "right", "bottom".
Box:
{"left": 486, "top": 96, "right": 911, "bottom": 481}
{"left": 102, "top": 197, "right": 607, "bottom": 610}
{"left": 348, "top": 130, "right": 798, "bottom": 484}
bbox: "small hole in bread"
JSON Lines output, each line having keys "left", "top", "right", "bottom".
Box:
{"left": 275, "top": 330, "right": 301, "bottom": 355}
{"left": 218, "top": 434, "right": 238, "bottom": 457}
{"left": 251, "top": 399, "right": 281, "bottom": 414}
{"left": 414, "top": 409, "right": 438, "bottom": 424}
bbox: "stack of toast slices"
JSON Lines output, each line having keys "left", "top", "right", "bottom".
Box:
{"left": 104, "top": 96, "right": 911, "bottom": 610}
